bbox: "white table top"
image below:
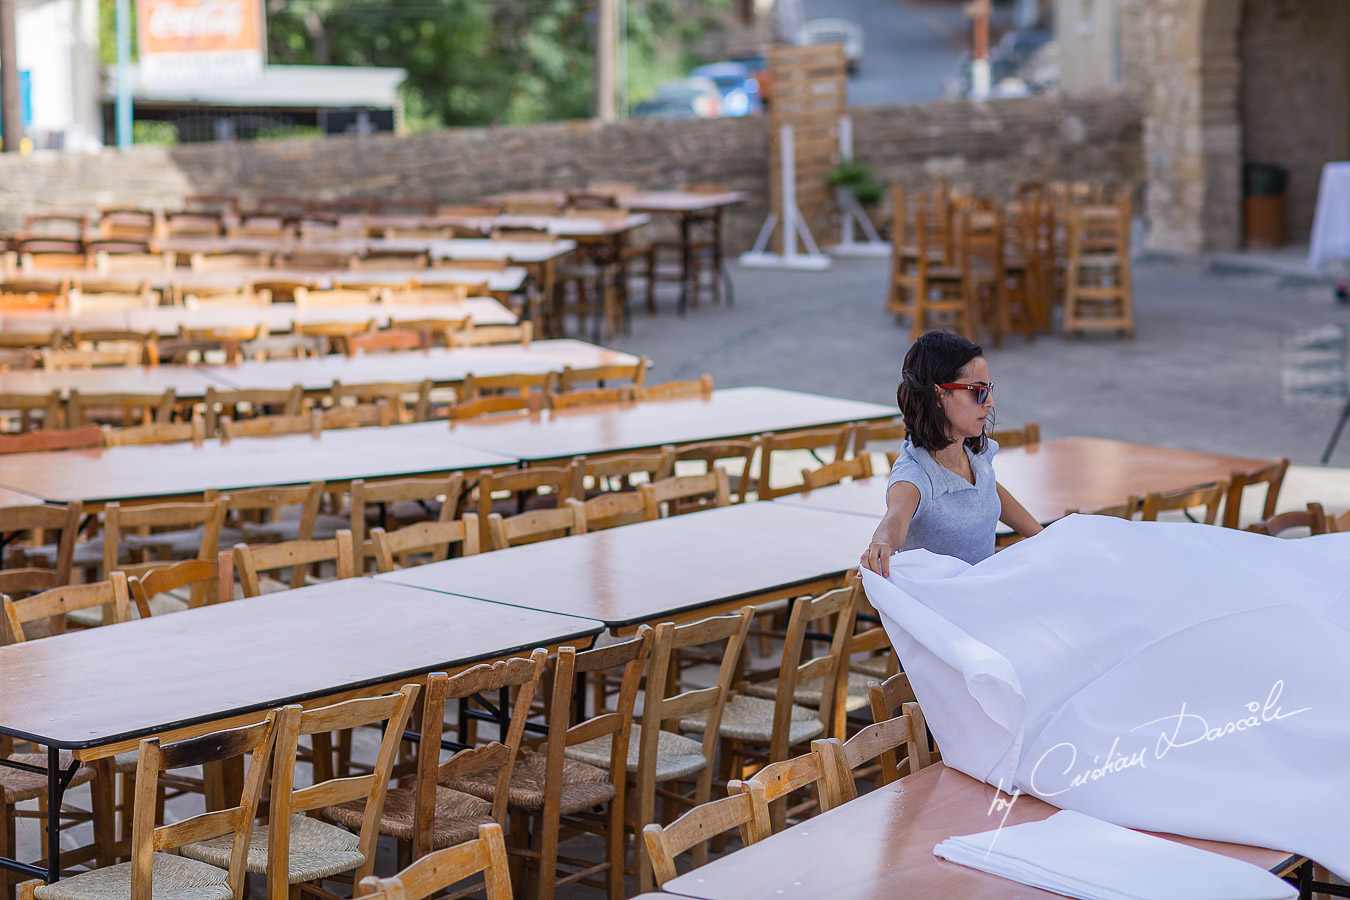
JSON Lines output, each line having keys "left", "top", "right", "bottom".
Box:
{"left": 1309, "top": 161, "right": 1350, "bottom": 269}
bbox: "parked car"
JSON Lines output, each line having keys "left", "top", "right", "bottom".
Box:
{"left": 728, "top": 51, "right": 771, "bottom": 106}
{"left": 648, "top": 77, "right": 723, "bottom": 118}
{"left": 632, "top": 96, "right": 701, "bottom": 120}
{"left": 795, "top": 18, "right": 864, "bottom": 75}
{"left": 688, "top": 62, "right": 763, "bottom": 117}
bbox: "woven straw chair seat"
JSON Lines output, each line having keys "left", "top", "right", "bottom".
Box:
{"left": 32, "top": 854, "right": 231, "bottom": 900}
{"left": 241, "top": 513, "right": 347, "bottom": 543}
{"left": 122, "top": 526, "right": 244, "bottom": 556}
{"left": 23, "top": 541, "right": 109, "bottom": 570}
{"left": 1, "top": 753, "right": 93, "bottom": 802}
{"left": 565, "top": 725, "right": 706, "bottom": 781}
{"left": 71, "top": 591, "right": 188, "bottom": 629}
{"left": 679, "top": 695, "right": 824, "bottom": 745}
{"left": 318, "top": 784, "right": 492, "bottom": 850}
{"left": 448, "top": 749, "right": 615, "bottom": 815}
{"left": 850, "top": 655, "right": 891, "bottom": 679}
{"left": 742, "top": 671, "right": 875, "bottom": 713}
{"left": 181, "top": 813, "right": 362, "bottom": 881}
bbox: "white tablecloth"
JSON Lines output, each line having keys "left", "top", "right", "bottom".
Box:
{"left": 863, "top": 515, "right": 1350, "bottom": 880}
{"left": 1308, "top": 161, "right": 1350, "bottom": 269}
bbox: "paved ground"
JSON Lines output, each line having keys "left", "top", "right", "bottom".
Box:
{"left": 611, "top": 250, "right": 1350, "bottom": 514}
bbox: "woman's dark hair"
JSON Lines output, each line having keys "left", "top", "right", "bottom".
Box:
{"left": 897, "top": 330, "right": 988, "bottom": 454}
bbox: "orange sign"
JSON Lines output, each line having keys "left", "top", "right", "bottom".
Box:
{"left": 137, "top": 0, "right": 265, "bottom": 88}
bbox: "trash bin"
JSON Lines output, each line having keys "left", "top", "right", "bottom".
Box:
{"left": 1243, "top": 162, "right": 1288, "bottom": 249}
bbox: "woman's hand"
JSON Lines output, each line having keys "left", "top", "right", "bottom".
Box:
{"left": 861, "top": 541, "right": 895, "bottom": 577}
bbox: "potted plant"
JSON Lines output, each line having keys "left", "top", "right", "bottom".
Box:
{"left": 827, "top": 160, "right": 884, "bottom": 206}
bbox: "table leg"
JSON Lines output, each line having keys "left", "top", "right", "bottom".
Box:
{"left": 1322, "top": 397, "right": 1350, "bottom": 463}
{"left": 714, "top": 208, "right": 734, "bottom": 307}
{"left": 46, "top": 747, "right": 81, "bottom": 882}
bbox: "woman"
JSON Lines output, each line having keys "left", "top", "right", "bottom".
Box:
{"left": 861, "top": 331, "right": 1042, "bottom": 576}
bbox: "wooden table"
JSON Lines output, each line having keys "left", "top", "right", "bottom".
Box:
{"left": 377, "top": 502, "right": 879, "bottom": 631}
{"left": 484, "top": 190, "right": 748, "bottom": 311}
{"left": 197, "top": 339, "right": 640, "bottom": 393}
{"left": 663, "top": 763, "right": 1304, "bottom": 900}
{"left": 780, "top": 438, "right": 1276, "bottom": 524}
{"left": 0, "top": 296, "right": 520, "bottom": 339}
{"left": 0, "top": 578, "right": 602, "bottom": 882}
{"left": 0, "top": 365, "right": 225, "bottom": 401}
{"left": 443, "top": 386, "right": 895, "bottom": 463}
{"left": 0, "top": 421, "right": 516, "bottom": 507}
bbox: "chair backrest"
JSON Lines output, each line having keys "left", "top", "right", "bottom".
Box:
{"left": 1247, "top": 503, "right": 1329, "bottom": 537}
{"left": 486, "top": 501, "right": 587, "bottom": 550}
{"left": 640, "top": 469, "right": 732, "bottom": 518}
{"left": 190, "top": 251, "right": 272, "bottom": 271}
{"left": 103, "top": 419, "right": 207, "bottom": 447}
{"left": 317, "top": 400, "right": 395, "bottom": 431}
{"left": 476, "top": 465, "right": 576, "bottom": 531}
{"left": 183, "top": 287, "right": 270, "bottom": 308}
{"left": 572, "top": 447, "right": 675, "bottom": 494}
{"left": 354, "top": 823, "right": 511, "bottom": 900}
{"left": 345, "top": 329, "right": 429, "bottom": 356}
{"left": 331, "top": 381, "right": 424, "bottom": 424}
{"left": 866, "top": 672, "right": 930, "bottom": 779}
{"left": 642, "top": 788, "right": 763, "bottom": 888}
{"left": 801, "top": 452, "right": 873, "bottom": 491}
{"left": 219, "top": 411, "right": 315, "bottom": 441}
{"left": 68, "top": 388, "right": 176, "bottom": 427}
{"left": 349, "top": 473, "right": 465, "bottom": 559}
{"left": 0, "top": 502, "right": 83, "bottom": 587}
{"left": 449, "top": 322, "right": 534, "bottom": 348}
{"left": 1139, "top": 481, "right": 1227, "bottom": 525}
{"left": 408, "top": 652, "right": 546, "bottom": 859}
{"left": 0, "top": 423, "right": 101, "bottom": 453}
{"left": 558, "top": 357, "right": 648, "bottom": 392}
{"left": 757, "top": 425, "right": 855, "bottom": 500}
{"left": 1222, "top": 457, "right": 1290, "bottom": 529}
{"left": 731, "top": 747, "right": 829, "bottom": 842}
{"left": 270, "top": 685, "right": 419, "bottom": 894}
{"left": 202, "top": 385, "right": 306, "bottom": 434}
{"left": 460, "top": 371, "right": 557, "bottom": 401}
{"left": 233, "top": 529, "right": 357, "bottom": 595}
{"left": 127, "top": 551, "right": 235, "bottom": 616}
{"left": 987, "top": 421, "right": 1041, "bottom": 448}
{"left": 3, "top": 572, "right": 130, "bottom": 643}
{"left": 129, "top": 714, "right": 277, "bottom": 900}
{"left": 103, "top": 499, "right": 228, "bottom": 581}
{"left": 41, "top": 345, "right": 142, "bottom": 369}
{"left": 447, "top": 394, "right": 540, "bottom": 420}
{"left": 814, "top": 708, "right": 926, "bottom": 811}
{"left": 67, "top": 327, "right": 160, "bottom": 365}
{"left": 638, "top": 375, "right": 713, "bottom": 401}
{"left": 673, "top": 438, "right": 759, "bottom": 504}
{"left": 545, "top": 386, "right": 637, "bottom": 411}
{"left": 573, "top": 490, "right": 655, "bottom": 532}
{"left": 294, "top": 286, "right": 383, "bottom": 307}
{"left": 370, "top": 516, "right": 480, "bottom": 572}
{"left": 216, "top": 481, "right": 327, "bottom": 542}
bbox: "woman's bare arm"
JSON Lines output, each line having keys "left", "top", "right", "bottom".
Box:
{"left": 861, "top": 481, "right": 921, "bottom": 577}
{"left": 996, "top": 481, "right": 1043, "bottom": 538}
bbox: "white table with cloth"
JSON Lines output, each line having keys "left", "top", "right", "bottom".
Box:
{"left": 1308, "top": 161, "right": 1350, "bottom": 270}
{"left": 861, "top": 514, "right": 1350, "bottom": 882}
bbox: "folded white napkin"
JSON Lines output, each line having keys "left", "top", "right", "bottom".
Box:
{"left": 933, "top": 810, "right": 1296, "bottom": 900}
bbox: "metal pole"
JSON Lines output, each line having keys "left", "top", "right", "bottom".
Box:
{"left": 0, "top": 0, "right": 20, "bottom": 152}
{"left": 116, "top": 0, "right": 132, "bottom": 147}
{"left": 594, "top": 0, "right": 616, "bottom": 122}
{"left": 780, "top": 123, "right": 795, "bottom": 260}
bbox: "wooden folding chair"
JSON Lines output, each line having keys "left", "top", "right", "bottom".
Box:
{"left": 756, "top": 424, "right": 854, "bottom": 500}
{"left": 316, "top": 655, "right": 544, "bottom": 864}
{"left": 446, "top": 395, "right": 539, "bottom": 421}
{"left": 852, "top": 418, "right": 905, "bottom": 468}
{"left": 564, "top": 608, "right": 751, "bottom": 893}
{"left": 102, "top": 498, "right": 228, "bottom": 587}
{"left": 1222, "top": 457, "right": 1290, "bottom": 530}
{"left": 68, "top": 388, "right": 176, "bottom": 427}
{"left": 814, "top": 705, "right": 929, "bottom": 811}
{"left": 354, "top": 823, "right": 512, "bottom": 900}
{"left": 728, "top": 746, "right": 832, "bottom": 842}
{"left": 233, "top": 529, "right": 357, "bottom": 594}
{"left": 486, "top": 502, "right": 587, "bottom": 550}
{"left": 545, "top": 386, "right": 636, "bottom": 411}
{"left": 867, "top": 672, "right": 934, "bottom": 777}
{"left": 17, "top": 714, "right": 276, "bottom": 900}
{"left": 2, "top": 573, "right": 130, "bottom": 643}
{"left": 126, "top": 551, "right": 235, "bottom": 616}
{"left": 638, "top": 375, "right": 714, "bottom": 401}
{"left": 558, "top": 357, "right": 648, "bottom": 392}
{"left": 459, "top": 371, "right": 557, "bottom": 401}
{"left": 41, "top": 345, "right": 142, "bottom": 370}
{"left": 681, "top": 586, "right": 857, "bottom": 831}
{"left": 1247, "top": 504, "right": 1329, "bottom": 537}
{"left": 316, "top": 401, "right": 395, "bottom": 431}
{"left": 179, "top": 687, "right": 418, "bottom": 900}
{"left": 349, "top": 474, "right": 465, "bottom": 565}
{"left": 1063, "top": 195, "right": 1134, "bottom": 337}
{"left": 641, "top": 787, "right": 764, "bottom": 889}
{"left": 0, "top": 502, "right": 82, "bottom": 589}
{"left": 640, "top": 469, "right": 732, "bottom": 518}
{"left": 102, "top": 419, "right": 207, "bottom": 447}
{"left": 673, "top": 438, "right": 759, "bottom": 504}
{"left": 801, "top": 453, "right": 873, "bottom": 491}
{"left": 449, "top": 322, "right": 534, "bottom": 348}
{"left": 1140, "top": 481, "right": 1227, "bottom": 525}
{"left": 452, "top": 633, "right": 651, "bottom": 900}
{"left": 370, "top": 516, "right": 481, "bottom": 573}
{"left": 331, "top": 381, "right": 426, "bottom": 424}
{"left": 202, "top": 385, "right": 306, "bottom": 435}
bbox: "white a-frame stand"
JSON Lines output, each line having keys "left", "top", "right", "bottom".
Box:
{"left": 740, "top": 123, "right": 832, "bottom": 271}
{"left": 826, "top": 115, "right": 889, "bottom": 258}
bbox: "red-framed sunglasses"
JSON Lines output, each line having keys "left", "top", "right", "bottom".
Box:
{"left": 938, "top": 382, "right": 994, "bottom": 404}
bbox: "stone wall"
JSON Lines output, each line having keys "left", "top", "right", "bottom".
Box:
{"left": 0, "top": 92, "right": 1144, "bottom": 252}
{"left": 1239, "top": 0, "right": 1350, "bottom": 243}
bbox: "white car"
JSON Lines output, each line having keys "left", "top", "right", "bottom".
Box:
{"left": 796, "top": 18, "right": 863, "bottom": 75}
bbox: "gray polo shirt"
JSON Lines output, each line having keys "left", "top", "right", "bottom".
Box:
{"left": 885, "top": 438, "right": 1001, "bottom": 564}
